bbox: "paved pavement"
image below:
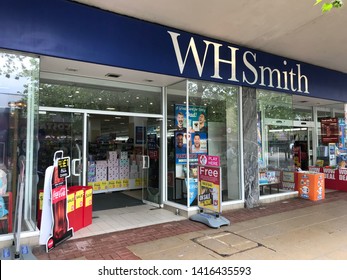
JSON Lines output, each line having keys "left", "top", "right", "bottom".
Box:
{"left": 32, "top": 190, "right": 347, "bottom": 260}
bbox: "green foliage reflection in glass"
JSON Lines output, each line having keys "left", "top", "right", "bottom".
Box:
{"left": 315, "top": 0, "right": 344, "bottom": 13}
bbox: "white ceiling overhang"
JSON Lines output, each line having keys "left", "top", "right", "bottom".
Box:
{"left": 72, "top": 0, "right": 347, "bottom": 74}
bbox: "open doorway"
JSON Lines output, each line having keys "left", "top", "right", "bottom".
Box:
{"left": 38, "top": 110, "right": 162, "bottom": 212}
{"left": 87, "top": 113, "right": 162, "bottom": 210}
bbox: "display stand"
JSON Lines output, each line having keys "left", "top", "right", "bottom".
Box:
{"left": 189, "top": 155, "right": 230, "bottom": 228}
{"left": 67, "top": 186, "right": 93, "bottom": 232}
{"left": 190, "top": 210, "right": 230, "bottom": 229}
{"left": 259, "top": 169, "right": 283, "bottom": 195}
{"left": 295, "top": 171, "right": 325, "bottom": 201}
{"left": 309, "top": 166, "right": 347, "bottom": 191}
{"left": 39, "top": 151, "right": 73, "bottom": 252}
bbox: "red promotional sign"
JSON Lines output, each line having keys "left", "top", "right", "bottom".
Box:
{"left": 197, "top": 155, "right": 222, "bottom": 213}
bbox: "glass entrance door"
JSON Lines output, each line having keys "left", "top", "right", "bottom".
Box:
{"left": 142, "top": 118, "right": 161, "bottom": 205}
{"left": 38, "top": 110, "right": 162, "bottom": 206}
{"left": 264, "top": 121, "right": 315, "bottom": 171}
{"left": 38, "top": 111, "right": 84, "bottom": 188}
{"left": 87, "top": 114, "right": 161, "bottom": 206}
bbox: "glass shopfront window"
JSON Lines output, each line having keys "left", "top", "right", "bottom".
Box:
{"left": 257, "top": 90, "right": 296, "bottom": 195}
{"left": 39, "top": 81, "right": 161, "bottom": 114}
{"left": 257, "top": 90, "right": 347, "bottom": 196}
{"left": 316, "top": 105, "right": 345, "bottom": 166}
{"left": 0, "top": 50, "right": 39, "bottom": 235}
{"left": 167, "top": 80, "right": 240, "bottom": 207}
{"left": 293, "top": 107, "right": 313, "bottom": 122}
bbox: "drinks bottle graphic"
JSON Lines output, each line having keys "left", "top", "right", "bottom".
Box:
{"left": 52, "top": 165, "right": 68, "bottom": 240}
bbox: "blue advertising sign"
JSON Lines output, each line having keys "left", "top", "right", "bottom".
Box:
{"left": 1, "top": 0, "right": 347, "bottom": 102}
{"left": 174, "top": 104, "right": 207, "bottom": 164}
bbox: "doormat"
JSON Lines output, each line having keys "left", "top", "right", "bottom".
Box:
{"left": 92, "top": 191, "right": 144, "bottom": 211}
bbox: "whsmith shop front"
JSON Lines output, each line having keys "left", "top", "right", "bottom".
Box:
{"left": 1, "top": 0, "right": 347, "bottom": 245}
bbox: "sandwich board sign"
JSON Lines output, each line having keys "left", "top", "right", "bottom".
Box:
{"left": 190, "top": 155, "right": 230, "bottom": 228}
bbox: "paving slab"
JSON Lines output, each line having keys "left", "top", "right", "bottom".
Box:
{"left": 128, "top": 238, "right": 221, "bottom": 260}
{"left": 128, "top": 200, "right": 347, "bottom": 260}
{"left": 223, "top": 245, "right": 286, "bottom": 260}
{"left": 194, "top": 231, "right": 258, "bottom": 256}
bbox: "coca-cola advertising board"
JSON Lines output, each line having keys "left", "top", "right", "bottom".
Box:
{"left": 39, "top": 151, "right": 73, "bottom": 252}
{"left": 197, "top": 155, "right": 222, "bottom": 213}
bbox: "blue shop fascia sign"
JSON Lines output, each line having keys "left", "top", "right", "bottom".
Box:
{"left": 1, "top": 0, "right": 346, "bottom": 101}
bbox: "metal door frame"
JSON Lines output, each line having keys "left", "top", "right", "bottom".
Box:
{"left": 39, "top": 106, "right": 163, "bottom": 204}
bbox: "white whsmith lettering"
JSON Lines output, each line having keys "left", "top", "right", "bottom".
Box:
{"left": 168, "top": 31, "right": 309, "bottom": 94}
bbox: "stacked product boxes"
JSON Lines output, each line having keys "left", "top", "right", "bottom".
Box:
{"left": 95, "top": 160, "right": 108, "bottom": 182}
{"left": 119, "top": 151, "right": 129, "bottom": 180}
{"left": 88, "top": 150, "right": 143, "bottom": 193}
{"left": 108, "top": 151, "right": 119, "bottom": 180}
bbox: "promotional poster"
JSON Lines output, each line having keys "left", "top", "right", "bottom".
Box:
{"left": 174, "top": 104, "right": 208, "bottom": 165}
{"left": 338, "top": 118, "right": 346, "bottom": 149}
{"left": 39, "top": 151, "right": 73, "bottom": 252}
{"left": 197, "top": 155, "right": 222, "bottom": 213}
{"left": 174, "top": 105, "right": 208, "bottom": 205}
{"left": 321, "top": 117, "right": 339, "bottom": 144}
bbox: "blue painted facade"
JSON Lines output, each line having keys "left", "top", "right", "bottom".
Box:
{"left": 1, "top": 0, "right": 346, "bottom": 100}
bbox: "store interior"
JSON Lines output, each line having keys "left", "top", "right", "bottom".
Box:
{"left": 37, "top": 108, "right": 162, "bottom": 212}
